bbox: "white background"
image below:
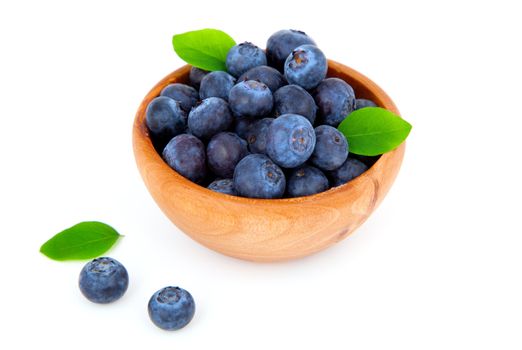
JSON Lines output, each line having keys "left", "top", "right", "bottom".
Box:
{"left": 1, "top": 0, "right": 521, "bottom": 348}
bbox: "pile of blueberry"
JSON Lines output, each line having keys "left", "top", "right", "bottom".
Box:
{"left": 146, "top": 29, "right": 378, "bottom": 199}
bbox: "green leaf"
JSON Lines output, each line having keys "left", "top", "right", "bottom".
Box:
{"left": 172, "top": 28, "right": 236, "bottom": 71}
{"left": 338, "top": 107, "right": 412, "bottom": 156}
{"left": 40, "top": 221, "right": 122, "bottom": 261}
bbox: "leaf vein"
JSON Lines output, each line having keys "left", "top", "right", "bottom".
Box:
{"left": 51, "top": 236, "right": 117, "bottom": 252}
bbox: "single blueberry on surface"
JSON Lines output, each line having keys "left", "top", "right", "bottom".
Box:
{"left": 266, "top": 114, "right": 316, "bottom": 168}
{"left": 310, "top": 125, "right": 349, "bottom": 171}
{"left": 328, "top": 158, "right": 368, "bottom": 187}
{"left": 207, "top": 132, "right": 249, "bottom": 178}
{"left": 79, "top": 257, "right": 129, "bottom": 304}
{"left": 207, "top": 178, "right": 236, "bottom": 195}
{"left": 284, "top": 44, "right": 327, "bottom": 90}
{"left": 355, "top": 98, "right": 377, "bottom": 110}
{"left": 199, "top": 71, "right": 236, "bottom": 101}
{"left": 226, "top": 42, "right": 267, "bottom": 78}
{"left": 238, "top": 65, "right": 287, "bottom": 93}
{"left": 162, "top": 134, "right": 207, "bottom": 183}
{"left": 274, "top": 84, "right": 317, "bottom": 124}
{"left": 233, "top": 154, "right": 286, "bottom": 199}
{"left": 148, "top": 286, "right": 195, "bottom": 331}
{"left": 314, "top": 78, "right": 356, "bottom": 127}
{"left": 266, "top": 29, "right": 316, "bottom": 72}
{"left": 287, "top": 165, "right": 329, "bottom": 197}
{"left": 188, "top": 97, "right": 233, "bottom": 140}
{"left": 160, "top": 83, "right": 199, "bottom": 112}
{"left": 228, "top": 80, "right": 273, "bottom": 118}
{"left": 146, "top": 96, "right": 186, "bottom": 143}
{"left": 246, "top": 118, "right": 274, "bottom": 155}
{"left": 189, "top": 67, "right": 208, "bottom": 90}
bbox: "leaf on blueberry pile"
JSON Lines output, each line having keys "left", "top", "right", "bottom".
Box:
{"left": 172, "top": 28, "right": 236, "bottom": 71}
{"left": 40, "top": 221, "right": 122, "bottom": 261}
{"left": 338, "top": 107, "right": 412, "bottom": 156}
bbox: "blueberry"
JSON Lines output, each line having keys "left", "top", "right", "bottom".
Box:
{"left": 228, "top": 80, "right": 273, "bottom": 118}
{"left": 266, "top": 114, "right": 316, "bottom": 168}
{"left": 146, "top": 96, "right": 186, "bottom": 144}
{"left": 207, "top": 132, "right": 249, "bottom": 178}
{"left": 237, "top": 65, "right": 287, "bottom": 93}
{"left": 207, "top": 178, "right": 237, "bottom": 195}
{"left": 350, "top": 153, "right": 380, "bottom": 168}
{"left": 266, "top": 29, "right": 316, "bottom": 72}
{"left": 328, "top": 158, "right": 368, "bottom": 187}
{"left": 189, "top": 67, "right": 208, "bottom": 90}
{"left": 226, "top": 42, "right": 267, "bottom": 78}
{"left": 199, "top": 71, "right": 236, "bottom": 101}
{"left": 160, "top": 83, "right": 199, "bottom": 112}
{"left": 233, "top": 154, "right": 286, "bottom": 199}
{"left": 148, "top": 286, "right": 195, "bottom": 331}
{"left": 310, "top": 125, "right": 348, "bottom": 171}
{"left": 234, "top": 116, "right": 257, "bottom": 139}
{"left": 246, "top": 118, "right": 273, "bottom": 154}
{"left": 355, "top": 98, "right": 377, "bottom": 110}
{"left": 162, "top": 134, "right": 206, "bottom": 183}
{"left": 314, "top": 78, "right": 356, "bottom": 127}
{"left": 287, "top": 165, "right": 329, "bottom": 197}
{"left": 284, "top": 44, "right": 327, "bottom": 90}
{"left": 188, "top": 97, "right": 233, "bottom": 140}
{"left": 79, "top": 257, "right": 128, "bottom": 304}
{"left": 274, "top": 84, "right": 317, "bottom": 124}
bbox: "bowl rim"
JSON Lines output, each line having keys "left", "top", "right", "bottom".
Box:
{"left": 133, "top": 59, "right": 403, "bottom": 206}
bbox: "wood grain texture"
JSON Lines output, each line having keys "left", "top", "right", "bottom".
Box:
{"left": 132, "top": 60, "right": 405, "bottom": 262}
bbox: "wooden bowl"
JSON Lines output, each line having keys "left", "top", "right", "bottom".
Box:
{"left": 133, "top": 60, "right": 405, "bottom": 262}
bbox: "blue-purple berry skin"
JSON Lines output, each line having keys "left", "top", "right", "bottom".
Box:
{"left": 284, "top": 44, "right": 327, "bottom": 90}
{"left": 148, "top": 286, "right": 195, "bottom": 331}
{"left": 226, "top": 42, "right": 267, "bottom": 78}
{"left": 199, "top": 71, "right": 236, "bottom": 101}
{"left": 233, "top": 154, "right": 286, "bottom": 199}
{"left": 188, "top": 97, "right": 233, "bottom": 140}
{"left": 274, "top": 84, "right": 317, "bottom": 124}
{"left": 234, "top": 116, "right": 257, "bottom": 139}
{"left": 266, "top": 114, "right": 316, "bottom": 168}
{"left": 146, "top": 96, "right": 186, "bottom": 141}
{"left": 238, "top": 65, "right": 287, "bottom": 93}
{"left": 287, "top": 165, "right": 329, "bottom": 197}
{"left": 314, "top": 78, "right": 356, "bottom": 127}
{"left": 162, "top": 134, "right": 207, "bottom": 183}
{"left": 207, "top": 132, "right": 249, "bottom": 178}
{"left": 310, "top": 125, "right": 349, "bottom": 171}
{"left": 79, "top": 257, "right": 129, "bottom": 304}
{"left": 328, "top": 158, "right": 368, "bottom": 187}
{"left": 266, "top": 29, "right": 316, "bottom": 72}
{"left": 246, "top": 118, "right": 274, "bottom": 155}
{"left": 350, "top": 153, "right": 380, "bottom": 168}
{"left": 207, "top": 178, "right": 237, "bottom": 195}
{"left": 189, "top": 67, "right": 208, "bottom": 90}
{"left": 355, "top": 98, "right": 377, "bottom": 110}
{"left": 228, "top": 80, "right": 273, "bottom": 118}
{"left": 160, "top": 83, "right": 199, "bottom": 112}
